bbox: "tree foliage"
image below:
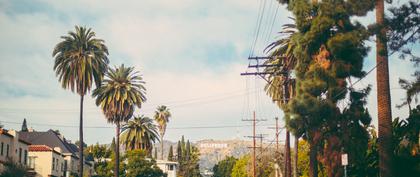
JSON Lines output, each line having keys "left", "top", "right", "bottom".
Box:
{"left": 212, "top": 156, "right": 237, "bottom": 177}
{"left": 231, "top": 155, "right": 250, "bottom": 177}
{"left": 125, "top": 149, "right": 166, "bottom": 177}
{"left": 0, "top": 160, "right": 28, "bottom": 177}
{"left": 176, "top": 136, "right": 202, "bottom": 177}
{"left": 120, "top": 115, "right": 160, "bottom": 153}
{"left": 274, "top": 0, "right": 375, "bottom": 176}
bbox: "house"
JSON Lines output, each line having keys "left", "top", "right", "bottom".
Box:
{"left": 0, "top": 128, "right": 31, "bottom": 172}
{"left": 156, "top": 160, "right": 177, "bottom": 177}
{"left": 28, "top": 145, "right": 66, "bottom": 177}
{"left": 20, "top": 129, "right": 94, "bottom": 177}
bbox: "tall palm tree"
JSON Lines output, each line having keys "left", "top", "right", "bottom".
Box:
{"left": 92, "top": 65, "right": 146, "bottom": 177}
{"left": 375, "top": 1, "right": 393, "bottom": 176}
{"left": 120, "top": 115, "right": 160, "bottom": 152}
{"left": 52, "top": 26, "right": 109, "bottom": 177}
{"left": 264, "top": 21, "right": 297, "bottom": 177}
{"left": 154, "top": 105, "right": 172, "bottom": 159}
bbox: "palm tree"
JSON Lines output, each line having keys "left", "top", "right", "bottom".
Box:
{"left": 375, "top": 1, "right": 393, "bottom": 176}
{"left": 154, "top": 105, "right": 172, "bottom": 159}
{"left": 52, "top": 26, "right": 109, "bottom": 177}
{"left": 92, "top": 65, "right": 146, "bottom": 177}
{"left": 120, "top": 115, "right": 160, "bottom": 152}
{"left": 264, "top": 21, "right": 297, "bottom": 177}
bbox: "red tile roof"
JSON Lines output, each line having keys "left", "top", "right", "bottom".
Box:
{"left": 29, "top": 145, "right": 53, "bottom": 152}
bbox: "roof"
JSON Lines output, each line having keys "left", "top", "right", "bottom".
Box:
{"left": 29, "top": 145, "right": 60, "bottom": 154}
{"left": 19, "top": 130, "right": 79, "bottom": 158}
{"left": 1, "top": 128, "right": 31, "bottom": 144}
{"left": 0, "top": 128, "right": 13, "bottom": 138}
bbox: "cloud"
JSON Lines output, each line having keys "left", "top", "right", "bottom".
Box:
{"left": 0, "top": 0, "right": 417, "bottom": 145}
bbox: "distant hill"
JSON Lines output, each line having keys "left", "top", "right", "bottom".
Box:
{"left": 155, "top": 139, "right": 284, "bottom": 171}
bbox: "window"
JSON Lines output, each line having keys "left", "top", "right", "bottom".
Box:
{"left": 56, "top": 158, "right": 59, "bottom": 171}
{"left": 1, "top": 142, "right": 3, "bottom": 156}
{"left": 24, "top": 150, "right": 28, "bottom": 165}
{"left": 6, "top": 144, "right": 9, "bottom": 157}
{"left": 52, "top": 157, "right": 55, "bottom": 170}
{"left": 18, "top": 148, "right": 22, "bottom": 163}
{"left": 28, "top": 156, "right": 36, "bottom": 169}
{"left": 64, "top": 160, "right": 68, "bottom": 172}
{"left": 169, "top": 165, "right": 174, "bottom": 171}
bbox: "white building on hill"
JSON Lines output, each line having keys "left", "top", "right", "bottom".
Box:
{"left": 156, "top": 160, "right": 177, "bottom": 177}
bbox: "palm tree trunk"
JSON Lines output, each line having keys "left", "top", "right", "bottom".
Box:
{"left": 161, "top": 134, "right": 164, "bottom": 160}
{"left": 285, "top": 130, "right": 291, "bottom": 177}
{"left": 294, "top": 136, "right": 298, "bottom": 177}
{"left": 376, "top": 0, "right": 393, "bottom": 177}
{"left": 309, "top": 141, "right": 318, "bottom": 177}
{"left": 79, "top": 95, "right": 84, "bottom": 177}
{"left": 115, "top": 121, "right": 120, "bottom": 177}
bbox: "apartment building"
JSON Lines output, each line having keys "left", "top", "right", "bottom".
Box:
{"left": 28, "top": 145, "right": 66, "bottom": 177}
{"left": 20, "top": 129, "right": 94, "bottom": 177}
{"left": 0, "top": 128, "right": 31, "bottom": 172}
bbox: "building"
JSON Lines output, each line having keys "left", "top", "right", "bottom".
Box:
{"left": 20, "top": 129, "right": 94, "bottom": 177}
{"left": 156, "top": 160, "right": 177, "bottom": 177}
{"left": 28, "top": 145, "right": 66, "bottom": 177}
{"left": 0, "top": 128, "right": 31, "bottom": 172}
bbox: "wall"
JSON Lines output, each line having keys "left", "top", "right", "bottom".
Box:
{"left": 29, "top": 150, "right": 65, "bottom": 177}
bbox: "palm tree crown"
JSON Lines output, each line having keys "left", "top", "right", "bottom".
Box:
{"left": 264, "top": 22, "right": 298, "bottom": 107}
{"left": 121, "top": 115, "right": 160, "bottom": 152}
{"left": 93, "top": 64, "right": 146, "bottom": 123}
{"left": 154, "top": 105, "right": 172, "bottom": 137}
{"left": 53, "top": 26, "right": 109, "bottom": 96}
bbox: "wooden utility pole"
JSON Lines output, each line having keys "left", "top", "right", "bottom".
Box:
{"left": 276, "top": 117, "right": 279, "bottom": 151}
{"left": 283, "top": 81, "right": 292, "bottom": 177}
{"left": 253, "top": 111, "right": 256, "bottom": 177}
{"left": 243, "top": 111, "right": 266, "bottom": 177}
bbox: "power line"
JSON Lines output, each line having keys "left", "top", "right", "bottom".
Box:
{"left": 0, "top": 87, "right": 265, "bottom": 113}
{"left": 0, "top": 120, "right": 272, "bottom": 130}
{"left": 250, "top": 0, "right": 268, "bottom": 57}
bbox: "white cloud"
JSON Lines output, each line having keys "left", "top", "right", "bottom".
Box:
{"left": 0, "top": 0, "right": 416, "bottom": 145}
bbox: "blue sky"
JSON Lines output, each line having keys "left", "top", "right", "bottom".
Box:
{"left": 0, "top": 0, "right": 417, "bottom": 145}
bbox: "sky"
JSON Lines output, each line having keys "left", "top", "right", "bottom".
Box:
{"left": 0, "top": 0, "right": 417, "bottom": 145}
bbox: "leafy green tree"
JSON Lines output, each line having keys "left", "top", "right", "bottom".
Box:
{"left": 392, "top": 106, "right": 420, "bottom": 177}
{"left": 296, "top": 140, "right": 327, "bottom": 177}
{"left": 212, "top": 156, "right": 237, "bottom": 177}
{"left": 53, "top": 26, "right": 109, "bottom": 176}
{"left": 387, "top": 1, "right": 420, "bottom": 63}
{"left": 154, "top": 105, "right": 172, "bottom": 159}
{"left": 168, "top": 145, "right": 174, "bottom": 161}
{"left": 21, "top": 118, "right": 28, "bottom": 132}
{"left": 276, "top": 1, "right": 375, "bottom": 176}
{"left": 176, "top": 137, "right": 202, "bottom": 177}
{"left": 120, "top": 115, "right": 159, "bottom": 153}
{"left": 93, "top": 65, "right": 146, "bottom": 177}
{"left": 177, "top": 141, "right": 182, "bottom": 161}
{"left": 0, "top": 160, "right": 28, "bottom": 177}
{"left": 231, "top": 155, "right": 250, "bottom": 177}
{"left": 125, "top": 149, "right": 166, "bottom": 177}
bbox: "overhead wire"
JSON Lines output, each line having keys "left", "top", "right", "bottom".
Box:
{"left": 0, "top": 120, "right": 273, "bottom": 130}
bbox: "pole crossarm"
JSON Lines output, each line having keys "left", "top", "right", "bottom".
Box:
{"left": 248, "top": 64, "right": 282, "bottom": 68}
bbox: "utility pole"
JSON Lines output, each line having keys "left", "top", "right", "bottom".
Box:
{"left": 241, "top": 55, "right": 284, "bottom": 177}
{"left": 275, "top": 117, "right": 279, "bottom": 151}
{"left": 243, "top": 111, "right": 267, "bottom": 177}
{"left": 268, "top": 117, "right": 282, "bottom": 152}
